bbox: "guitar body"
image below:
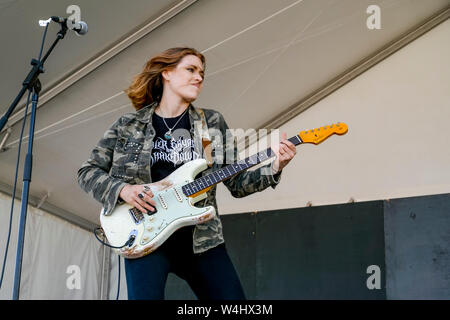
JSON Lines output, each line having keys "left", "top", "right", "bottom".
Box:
{"left": 99, "top": 122, "right": 348, "bottom": 259}
{"left": 100, "top": 159, "right": 215, "bottom": 259}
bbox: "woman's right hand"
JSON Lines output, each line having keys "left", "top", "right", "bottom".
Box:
{"left": 119, "top": 184, "right": 157, "bottom": 214}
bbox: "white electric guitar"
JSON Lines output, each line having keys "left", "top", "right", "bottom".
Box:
{"left": 99, "top": 123, "right": 348, "bottom": 258}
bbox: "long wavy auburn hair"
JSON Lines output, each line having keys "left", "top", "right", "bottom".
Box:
{"left": 125, "top": 47, "right": 206, "bottom": 110}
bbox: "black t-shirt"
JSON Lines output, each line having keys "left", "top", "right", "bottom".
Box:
{"left": 150, "top": 111, "right": 201, "bottom": 182}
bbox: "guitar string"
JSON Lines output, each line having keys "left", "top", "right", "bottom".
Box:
{"left": 185, "top": 135, "right": 302, "bottom": 196}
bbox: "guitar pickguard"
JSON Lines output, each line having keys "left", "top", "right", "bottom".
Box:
{"left": 100, "top": 159, "right": 215, "bottom": 259}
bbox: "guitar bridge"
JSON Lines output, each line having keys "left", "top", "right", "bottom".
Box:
{"left": 129, "top": 207, "right": 144, "bottom": 224}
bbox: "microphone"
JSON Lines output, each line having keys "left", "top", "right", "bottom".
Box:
{"left": 50, "top": 16, "right": 88, "bottom": 35}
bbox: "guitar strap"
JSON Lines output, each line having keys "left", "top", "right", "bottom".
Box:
{"left": 196, "top": 108, "right": 213, "bottom": 167}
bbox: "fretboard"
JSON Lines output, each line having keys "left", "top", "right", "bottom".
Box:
{"left": 181, "top": 135, "right": 302, "bottom": 197}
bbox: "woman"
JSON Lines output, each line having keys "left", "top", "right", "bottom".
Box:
{"left": 77, "top": 47, "right": 297, "bottom": 300}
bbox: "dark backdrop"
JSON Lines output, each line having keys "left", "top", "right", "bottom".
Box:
{"left": 165, "top": 193, "right": 450, "bottom": 300}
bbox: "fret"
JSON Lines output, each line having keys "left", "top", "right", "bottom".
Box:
{"left": 192, "top": 182, "right": 200, "bottom": 193}
{"left": 284, "top": 135, "right": 301, "bottom": 146}
{"left": 208, "top": 176, "right": 214, "bottom": 187}
{"left": 257, "top": 153, "right": 264, "bottom": 162}
{"left": 260, "top": 149, "right": 270, "bottom": 160}
{"left": 227, "top": 164, "right": 239, "bottom": 176}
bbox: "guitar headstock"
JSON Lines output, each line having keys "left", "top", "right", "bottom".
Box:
{"left": 299, "top": 122, "right": 348, "bottom": 145}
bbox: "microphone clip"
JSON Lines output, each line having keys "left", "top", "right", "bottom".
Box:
{"left": 50, "top": 16, "right": 88, "bottom": 36}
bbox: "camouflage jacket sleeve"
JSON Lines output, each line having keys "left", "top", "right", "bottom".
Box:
{"left": 76, "top": 117, "right": 129, "bottom": 216}
{"left": 217, "top": 112, "right": 282, "bottom": 198}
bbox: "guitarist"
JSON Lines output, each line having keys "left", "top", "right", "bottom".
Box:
{"left": 77, "top": 47, "right": 297, "bottom": 300}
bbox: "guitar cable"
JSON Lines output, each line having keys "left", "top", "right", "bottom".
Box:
{"left": 93, "top": 227, "right": 135, "bottom": 249}
{"left": 116, "top": 255, "right": 121, "bottom": 300}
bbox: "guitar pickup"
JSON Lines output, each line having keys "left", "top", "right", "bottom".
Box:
{"left": 173, "top": 188, "right": 183, "bottom": 202}
{"left": 157, "top": 194, "right": 168, "bottom": 210}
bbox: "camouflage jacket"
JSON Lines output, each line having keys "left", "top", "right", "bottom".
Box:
{"left": 77, "top": 102, "right": 282, "bottom": 254}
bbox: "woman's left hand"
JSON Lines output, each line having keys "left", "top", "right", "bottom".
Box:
{"left": 272, "top": 132, "right": 297, "bottom": 174}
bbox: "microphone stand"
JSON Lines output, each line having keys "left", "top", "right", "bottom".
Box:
{"left": 0, "top": 20, "right": 69, "bottom": 300}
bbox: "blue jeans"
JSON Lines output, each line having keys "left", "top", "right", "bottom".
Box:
{"left": 124, "top": 226, "right": 246, "bottom": 300}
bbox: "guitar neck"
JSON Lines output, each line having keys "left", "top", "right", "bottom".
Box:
{"left": 181, "top": 135, "right": 303, "bottom": 197}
